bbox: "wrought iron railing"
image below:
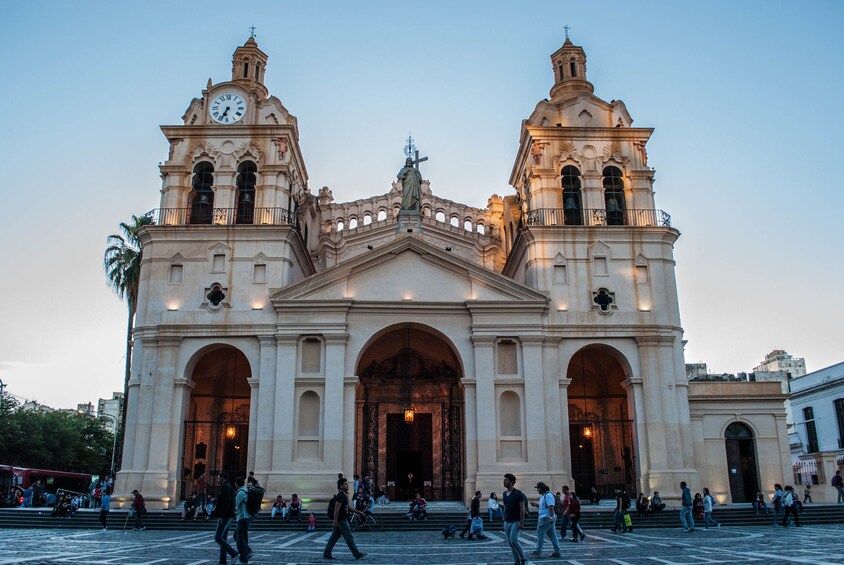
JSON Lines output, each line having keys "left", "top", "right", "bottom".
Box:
{"left": 145, "top": 207, "right": 295, "bottom": 226}
{"left": 525, "top": 208, "right": 671, "bottom": 228}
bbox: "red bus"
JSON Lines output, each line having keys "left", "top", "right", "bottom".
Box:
{"left": 0, "top": 466, "right": 93, "bottom": 506}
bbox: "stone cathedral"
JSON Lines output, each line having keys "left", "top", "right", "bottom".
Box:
{"left": 116, "top": 37, "right": 791, "bottom": 508}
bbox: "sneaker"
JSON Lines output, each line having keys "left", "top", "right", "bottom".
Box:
{"left": 531, "top": 550, "right": 542, "bottom": 556}
{"left": 102, "top": 528, "right": 107, "bottom": 531}
{"left": 354, "top": 553, "right": 366, "bottom": 560}
{"left": 550, "top": 552, "right": 561, "bottom": 558}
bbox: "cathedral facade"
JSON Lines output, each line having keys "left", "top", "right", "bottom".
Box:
{"left": 116, "top": 37, "right": 791, "bottom": 508}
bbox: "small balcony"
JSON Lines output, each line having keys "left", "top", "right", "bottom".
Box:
{"left": 524, "top": 208, "right": 672, "bottom": 228}
{"left": 144, "top": 207, "right": 295, "bottom": 226}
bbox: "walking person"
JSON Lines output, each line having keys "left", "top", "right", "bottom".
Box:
{"left": 213, "top": 472, "right": 239, "bottom": 565}
{"left": 234, "top": 477, "right": 251, "bottom": 563}
{"left": 459, "top": 490, "right": 484, "bottom": 540}
{"left": 99, "top": 488, "right": 110, "bottom": 530}
{"left": 612, "top": 487, "right": 626, "bottom": 533}
{"left": 833, "top": 471, "right": 844, "bottom": 503}
{"left": 567, "top": 490, "right": 585, "bottom": 542}
{"left": 702, "top": 488, "right": 720, "bottom": 530}
{"left": 323, "top": 477, "right": 366, "bottom": 560}
{"left": 679, "top": 481, "right": 695, "bottom": 532}
{"left": 502, "top": 473, "right": 527, "bottom": 565}
{"left": 529, "top": 482, "right": 561, "bottom": 558}
{"left": 130, "top": 489, "right": 146, "bottom": 531}
{"left": 803, "top": 484, "right": 813, "bottom": 504}
{"left": 558, "top": 486, "right": 570, "bottom": 541}
{"left": 772, "top": 484, "right": 784, "bottom": 526}
{"left": 782, "top": 486, "right": 801, "bottom": 527}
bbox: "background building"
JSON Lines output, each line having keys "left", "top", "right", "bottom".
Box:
{"left": 754, "top": 349, "right": 806, "bottom": 378}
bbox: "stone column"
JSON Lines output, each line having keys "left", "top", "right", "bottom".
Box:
{"left": 471, "top": 337, "right": 496, "bottom": 471}
{"left": 343, "top": 376, "right": 358, "bottom": 475}
{"left": 167, "top": 376, "right": 195, "bottom": 506}
{"left": 541, "top": 340, "right": 564, "bottom": 482}
{"left": 246, "top": 377, "right": 260, "bottom": 475}
{"left": 462, "top": 377, "right": 478, "bottom": 499}
{"left": 558, "top": 377, "right": 573, "bottom": 487}
{"left": 323, "top": 334, "right": 350, "bottom": 472}
{"left": 522, "top": 336, "right": 547, "bottom": 467}
{"left": 253, "top": 336, "right": 278, "bottom": 474}
{"left": 621, "top": 376, "right": 649, "bottom": 492}
{"left": 581, "top": 171, "right": 604, "bottom": 214}
{"left": 636, "top": 337, "right": 668, "bottom": 476}
{"left": 272, "top": 336, "right": 298, "bottom": 470}
{"left": 628, "top": 170, "right": 655, "bottom": 212}
{"left": 145, "top": 338, "right": 180, "bottom": 499}
{"left": 131, "top": 338, "right": 159, "bottom": 472}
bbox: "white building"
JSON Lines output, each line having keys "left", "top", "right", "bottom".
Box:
{"left": 115, "top": 37, "right": 791, "bottom": 509}
{"left": 754, "top": 350, "right": 806, "bottom": 378}
{"left": 789, "top": 361, "right": 844, "bottom": 501}
{"left": 97, "top": 392, "right": 123, "bottom": 433}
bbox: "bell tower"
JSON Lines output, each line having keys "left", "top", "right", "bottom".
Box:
{"left": 231, "top": 36, "right": 269, "bottom": 98}
{"left": 549, "top": 38, "right": 594, "bottom": 101}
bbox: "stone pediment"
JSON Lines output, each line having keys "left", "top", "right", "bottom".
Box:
{"left": 527, "top": 93, "right": 632, "bottom": 129}
{"left": 272, "top": 236, "right": 547, "bottom": 304}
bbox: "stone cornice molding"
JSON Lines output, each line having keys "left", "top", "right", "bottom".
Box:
{"left": 635, "top": 335, "right": 676, "bottom": 347}
{"left": 494, "top": 377, "right": 525, "bottom": 386}
{"left": 558, "top": 377, "right": 572, "bottom": 388}
{"left": 519, "top": 335, "right": 546, "bottom": 345}
{"left": 258, "top": 336, "right": 277, "bottom": 347}
{"left": 157, "top": 336, "right": 182, "bottom": 347}
{"left": 323, "top": 333, "right": 351, "bottom": 344}
{"left": 295, "top": 376, "right": 326, "bottom": 386}
{"left": 275, "top": 335, "right": 299, "bottom": 345}
{"left": 247, "top": 377, "right": 260, "bottom": 388}
{"left": 174, "top": 377, "right": 196, "bottom": 390}
{"left": 470, "top": 335, "right": 496, "bottom": 346}
{"left": 621, "top": 377, "right": 643, "bottom": 391}
{"left": 460, "top": 378, "right": 477, "bottom": 390}
{"left": 343, "top": 376, "right": 359, "bottom": 386}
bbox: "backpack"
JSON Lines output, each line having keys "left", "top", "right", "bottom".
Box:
{"left": 327, "top": 495, "right": 337, "bottom": 520}
{"left": 621, "top": 492, "right": 631, "bottom": 510}
{"left": 554, "top": 494, "right": 564, "bottom": 517}
{"left": 833, "top": 474, "right": 842, "bottom": 487}
{"left": 246, "top": 485, "right": 264, "bottom": 516}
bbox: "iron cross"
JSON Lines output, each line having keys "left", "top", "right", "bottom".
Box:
{"left": 564, "top": 25, "right": 571, "bottom": 40}
{"left": 249, "top": 26, "right": 257, "bottom": 38}
{"left": 404, "top": 134, "right": 428, "bottom": 172}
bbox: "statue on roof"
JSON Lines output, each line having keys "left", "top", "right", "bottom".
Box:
{"left": 398, "top": 157, "right": 423, "bottom": 211}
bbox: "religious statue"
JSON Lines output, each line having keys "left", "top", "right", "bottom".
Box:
{"left": 397, "top": 157, "right": 423, "bottom": 211}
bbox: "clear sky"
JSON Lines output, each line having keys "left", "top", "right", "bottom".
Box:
{"left": 1, "top": 1, "right": 842, "bottom": 409}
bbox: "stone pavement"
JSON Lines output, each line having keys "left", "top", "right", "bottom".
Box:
{"left": 0, "top": 523, "right": 842, "bottom": 564}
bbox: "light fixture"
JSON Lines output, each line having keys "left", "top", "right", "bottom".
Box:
{"left": 400, "top": 326, "right": 414, "bottom": 425}
{"left": 580, "top": 352, "right": 592, "bottom": 438}
{"left": 226, "top": 425, "right": 237, "bottom": 439}
{"left": 404, "top": 407, "right": 415, "bottom": 424}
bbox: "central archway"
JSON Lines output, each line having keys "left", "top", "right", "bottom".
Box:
{"left": 355, "top": 324, "right": 464, "bottom": 501}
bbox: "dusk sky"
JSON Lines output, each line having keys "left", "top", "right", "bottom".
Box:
{"left": 1, "top": 1, "right": 842, "bottom": 409}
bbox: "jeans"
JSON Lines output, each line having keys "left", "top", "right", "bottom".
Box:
{"left": 323, "top": 518, "right": 362, "bottom": 558}
{"left": 837, "top": 486, "right": 844, "bottom": 503}
{"left": 569, "top": 512, "right": 583, "bottom": 539}
{"left": 489, "top": 508, "right": 501, "bottom": 521}
{"left": 133, "top": 509, "right": 145, "bottom": 529}
{"left": 235, "top": 518, "right": 250, "bottom": 562}
{"left": 613, "top": 509, "right": 625, "bottom": 531}
{"left": 99, "top": 510, "right": 108, "bottom": 529}
{"left": 558, "top": 513, "right": 569, "bottom": 538}
{"left": 703, "top": 511, "right": 719, "bottom": 528}
{"left": 215, "top": 518, "right": 237, "bottom": 563}
{"left": 535, "top": 516, "right": 559, "bottom": 553}
{"left": 773, "top": 503, "right": 783, "bottom": 525}
{"left": 679, "top": 505, "right": 694, "bottom": 530}
{"left": 783, "top": 505, "right": 800, "bottom": 526}
{"left": 504, "top": 521, "right": 525, "bottom": 563}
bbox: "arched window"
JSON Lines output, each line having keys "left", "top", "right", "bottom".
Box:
{"left": 363, "top": 213, "right": 372, "bottom": 226}
{"left": 235, "top": 161, "right": 257, "bottom": 224}
{"left": 477, "top": 223, "right": 485, "bottom": 235}
{"left": 561, "top": 165, "right": 583, "bottom": 225}
{"left": 435, "top": 211, "right": 445, "bottom": 223}
{"left": 602, "top": 166, "right": 626, "bottom": 225}
{"left": 464, "top": 219, "right": 473, "bottom": 232}
{"left": 349, "top": 218, "right": 358, "bottom": 229}
{"left": 558, "top": 64, "right": 565, "bottom": 80}
{"left": 570, "top": 59, "right": 577, "bottom": 78}
{"left": 450, "top": 216, "right": 459, "bottom": 228}
{"left": 189, "top": 162, "right": 214, "bottom": 224}
{"left": 377, "top": 209, "right": 387, "bottom": 222}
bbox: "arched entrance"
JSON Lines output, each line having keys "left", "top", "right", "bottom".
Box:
{"left": 356, "top": 324, "right": 464, "bottom": 501}
{"left": 567, "top": 346, "right": 636, "bottom": 499}
{"left": 725, "top": 422, "right": 759, "bottom": 503}
{"left": 180, "top": 346, "right": 251, "bottom": 500}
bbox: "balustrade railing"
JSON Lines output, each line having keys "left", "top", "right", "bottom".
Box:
{"left": 525, "top": 208, "right": 671, "bottom": 228}
{"left": 145, "top": 207, "right": 295, "bottom": 226}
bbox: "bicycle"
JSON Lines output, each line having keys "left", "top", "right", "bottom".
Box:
{"left": 349, "top": 512, "right": 383, "bottom": 532}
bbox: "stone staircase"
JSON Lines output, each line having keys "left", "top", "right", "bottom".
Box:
{"left": 1, "top": 504, "right": 843, "bottom": 531}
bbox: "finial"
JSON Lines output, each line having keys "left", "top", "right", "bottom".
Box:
{"left": 249, "top": 26, "right": 256, "bottom": 39}
{"left": 404, "top": 132, "right": 416, "bottom": 159}
{"left": 564, "top": 25, "right": 571, "bottom": 41}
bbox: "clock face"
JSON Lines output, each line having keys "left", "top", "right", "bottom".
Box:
{"left": 209, "top": 92, "right": 246, "bottom": 124}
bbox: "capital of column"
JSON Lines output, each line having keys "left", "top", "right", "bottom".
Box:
{"left": 258, "top": 335, "right": 277, "bottom": 347}
{"left": 324, "top": 333, "right": 351, "bottom": 344}
{"left": 343, "top": 376, "right": 359, "bottom": 387}
{"left": 275, "top": 335, "right": 299, "bottom": 345}
{"left": 558, "top": 376, "right": 572, "bottom": 389}
{"left": 247, "top": 377, "right": 260, "bottom": 388}
{"left": 621, "top": 376, "right": 644, "bottom": 391}
{"left": 173, "top": 377, "right": 196, "bottom": 390}
{"left": 470, "top": 335, "right": 496, "bottom": 346}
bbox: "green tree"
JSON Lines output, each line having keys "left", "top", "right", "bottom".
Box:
{"left": 103, "top": 214, "right": 153, "bottom": 470}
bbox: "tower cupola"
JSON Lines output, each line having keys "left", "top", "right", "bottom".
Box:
{"left": 231, "top": 36, "right": 269, "bottom": 98}
{"left": 549, "top": 38, "right": 594, "bottom": 101}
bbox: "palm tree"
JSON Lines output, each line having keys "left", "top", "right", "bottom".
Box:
{"left": 103, "top": 213, "right": 154, "bottom": 471}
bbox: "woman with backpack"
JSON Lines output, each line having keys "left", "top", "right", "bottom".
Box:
{"left": 702, "top": 488, "right": 720, "bottom": 529}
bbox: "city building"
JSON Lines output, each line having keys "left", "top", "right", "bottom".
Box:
{"left": 754, "top": 349, "right": 806, "bottom": 378}
{"left": 115, "top": 37, "right": 791, "bottom": 509}
{"left": 97, "top": 392, "right": 124, "bottom": 433}
{"left": 790, "top": 360, "right": 844, "bottom": 502}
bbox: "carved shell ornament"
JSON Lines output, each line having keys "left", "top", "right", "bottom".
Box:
{"left": 191, "top": 141, "right": 221, "bottom": 161}
{"left": 233, "top": 141, "right": 262, "bottom": 161}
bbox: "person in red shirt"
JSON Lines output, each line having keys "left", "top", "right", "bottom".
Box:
{"left": 130, "top": 489, "right": 146, "bottom": 530}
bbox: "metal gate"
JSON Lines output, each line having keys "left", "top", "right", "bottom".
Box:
{"left": 569, "top": 419, "right": 635, "bottom": 500}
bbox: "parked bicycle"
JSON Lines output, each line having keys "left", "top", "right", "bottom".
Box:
{"left": 349, "top": 512, "right": 383, "bottom": 532}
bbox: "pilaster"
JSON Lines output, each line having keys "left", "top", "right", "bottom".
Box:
{"left": 521, "top": 336, "right": 546, "bottom": 466}
{"left": 323, "top": 333, "right": 350, "bottom": 472}
{"left": 272, "top": 335, "right": 298, "bottom": 469}
{"left": 253, "top": 336, "right": 278, "bottom": 473}
{"left": 471, "top": 336, "right": 496, "bottom": 469}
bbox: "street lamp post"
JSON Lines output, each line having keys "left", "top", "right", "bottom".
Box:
{"left": 98, "top": 414, "right": 118, "bottom": 475}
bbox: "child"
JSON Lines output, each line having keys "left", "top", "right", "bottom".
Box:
{"left": 803, "top": 484, "right": 813, "bottom": 504}
{"left": 307, "top": 512, "right": 317, "bottom": 532}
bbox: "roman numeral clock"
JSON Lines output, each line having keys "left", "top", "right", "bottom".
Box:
{"left": 210, "top": 92, "right": 246, "bottom": 124}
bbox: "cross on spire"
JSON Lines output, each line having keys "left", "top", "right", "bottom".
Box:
{"left": 564, "top": 25, "right": 571, "bottom": 40}
{"left": 403, "top": 133, "right": 428, "bottom": 172}
{"left": 249, "top": 26, "right": 257, "bottom": 38}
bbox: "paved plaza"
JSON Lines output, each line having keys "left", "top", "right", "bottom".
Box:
{"left": 0, "top": 524, "right": 842, "bottom": 565}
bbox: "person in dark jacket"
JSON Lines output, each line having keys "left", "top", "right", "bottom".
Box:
{"left": 130, "top": 490, "right": 146, "bottom": 530}
{"left": 213, "top": 472, "right": 239, "bottom": 564}
{"left": 459, "top": 490, "right": 485, "bottom": 540}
